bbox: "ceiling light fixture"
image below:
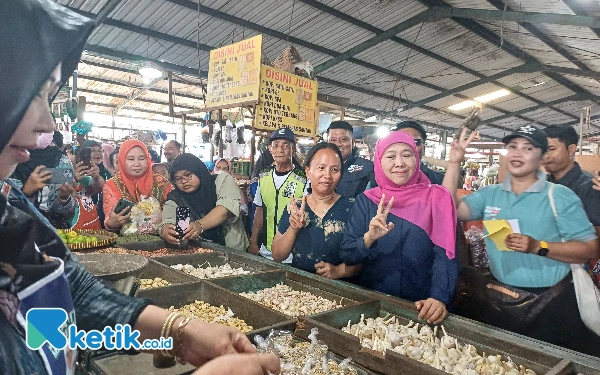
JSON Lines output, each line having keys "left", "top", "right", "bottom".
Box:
{"left": 449, "top": 89, "right": 511, "bottom": 111}
{"left": 139, "top": 62, "right": 162, "bottom": 79}
{"left": 376, "top": 126, "right": 390, "bottom": 138}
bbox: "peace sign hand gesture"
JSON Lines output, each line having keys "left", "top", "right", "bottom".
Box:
{"left": 364, "top": 194, "right": 394, "bottom": 248}
{"left": 288, "top": 196, "right": 307, "bottom": 231}
{"left": 448, "top": 128, "right": 480, "bottom": 164}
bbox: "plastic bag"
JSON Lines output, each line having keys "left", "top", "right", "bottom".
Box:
{"left": 465, "top": 226, "right": 488, "bottom": 269}
{"left": 572, "top": 263, "right": 600, "bottom": 336}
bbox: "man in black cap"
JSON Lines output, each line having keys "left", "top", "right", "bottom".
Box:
{"left": 327, "top": 121, "right": 375, "bottom": 197}
{"left": 249, "top": 128, "right": 306, "bottom": 262}
{"left": 442, "top": 126, "right": 600, "bottom": 356}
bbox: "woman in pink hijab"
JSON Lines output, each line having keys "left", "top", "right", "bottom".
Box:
{"left": 340, "top": 130, "right": 458, "bottom": 324}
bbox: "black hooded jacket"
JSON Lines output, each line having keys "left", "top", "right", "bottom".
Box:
{"left": 0, "top": 2, "right": 149, "bottom": 373}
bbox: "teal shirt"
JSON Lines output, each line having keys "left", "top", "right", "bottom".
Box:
{"left": 463, "top": 171, "right": 597, "bottom": 288}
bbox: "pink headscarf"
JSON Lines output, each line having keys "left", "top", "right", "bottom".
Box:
{"left": 364, "top": 131, "right": 457, "bottom": 259}
{"left": 102, "top": 143, "right": 116, "bottom": 175}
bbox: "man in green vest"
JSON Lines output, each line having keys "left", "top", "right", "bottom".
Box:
{"left": 249, "top": 128, "right": 306, "bottom": 262}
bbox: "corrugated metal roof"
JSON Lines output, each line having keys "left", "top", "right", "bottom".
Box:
{"left": 323, "top": 0, "right": 429, "bottom": 31}
{"left": 50, "top": 0, "right": 600, "bottom": 137}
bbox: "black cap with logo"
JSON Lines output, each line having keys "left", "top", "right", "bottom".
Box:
{"left": 502, "top": 125, "right": 548, "bottom": 153}
{"left": 270, "top": 128, "right": 296, "bottom": 144}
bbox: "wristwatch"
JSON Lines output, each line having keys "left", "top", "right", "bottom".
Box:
{"left": 537, "top": 240, "right": 549, "bottom": 257}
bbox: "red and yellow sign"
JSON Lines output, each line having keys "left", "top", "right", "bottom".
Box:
{"left": 255, "top": 65, "right": 318, "bottom": 137}
{"left": 206, "top": 35, "right": 262, "bottom": 109}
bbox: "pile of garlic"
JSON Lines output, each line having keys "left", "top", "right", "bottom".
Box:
{"left": 255, "top": 328, "right": 357, "bottom": 375}
{"left": 171, "top": 262, "right": 251, "bottom": 279}
{"left": 342, "top": 314, "right": 536, "bottom": 375}
{"left": 139, "top": 277, "right": 170, "bottom": 289}
{"left": 240, "top": 284, "right": 343, "bottom": 317}
{"left": 169, "top": 300, "right": 253, "bottom": 332}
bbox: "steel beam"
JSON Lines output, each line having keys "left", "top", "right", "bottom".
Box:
{"left": 77, "top": 87, "right": 195, "bottom": 111}
{"left": 163, "top": 0, "right": 446, "bottom": 93}
{"left": 297, "top": 0, "right": 576, "bottom": 123}
{"left": 563, "top": 0, "right": 600, "bottom": 40}
{"left": 477, "top": 94, "right": 587, "bottom": 126}
{"left": 430, "top": 6, "right": 600, "bottom": 28}
{"left": 84, "top": 100, "right": 204, "bottom": 122}
{"left": 93, "top": 0, "right": 122, "bottom": 25}
{"left": 78, "top": 2, "right": 567, "bottom": 125}
{"left": 314, "top": 9, "right": 433, "bottom": 73}
{"left": 85, "top": 45, "right": 206, "bottom": 78}
{"left": 115, "top": 73, "right": 167, "bottom": 113}
{"left": 397, "top": 65, "right": 529, "bottom": 112}
{"left": 348, "top": 104, "right": 501, "bottom": 141}
{"left": 532, "top": 65, "right": 600, "bottom": 80}
{"left": 418, "top": 0, "right": 591, "bottom": 96}
{"left": 484, "top": 0, "right": 593, "bottom": 75}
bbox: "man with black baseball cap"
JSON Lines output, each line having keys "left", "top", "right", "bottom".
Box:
{"left": 441, "top": 127, "right": 600, "bottom": 356}
{"left": 250, "top": 128, "right": 306, "bottom": 263}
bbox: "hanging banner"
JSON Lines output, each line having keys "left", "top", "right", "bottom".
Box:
{"left": 255, "top": 65, "right": 318, "bottom": 137}
{"left": 205, "top": 35, "right": 263, "bottom": 109}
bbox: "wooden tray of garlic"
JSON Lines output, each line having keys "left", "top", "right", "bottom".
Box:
{"left": 153, "top": 250, "right": 280, "bottom": 275}
{"left": 136, "top": 280, "right": 290, "bottom": 335}
{"left": 297, "top": 301, "right": 584, "bottom": 375}
{"left": 210, "top": 270, "right": 374, "bottom": 318}
{"left": 133, "top": 259, "right": 198, "bottom": 292}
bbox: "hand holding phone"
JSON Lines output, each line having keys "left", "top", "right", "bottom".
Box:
{"left": 175, "top": 207, "right": 191, "bottom": 240}
{"left": 114, "top": 198, "right": 134, "bottom": 214}
{"left": 79, "top": 147, "right": 92, "bottom": 168}
{"left": 42, "top": 167, "right": 74, "bottom": 185}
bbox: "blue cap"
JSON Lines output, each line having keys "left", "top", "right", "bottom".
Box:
{"left": 270, "top": 128, "right": 296, "bottom": 144}
{"left": 204, "top": 160, "right": 214, "bottom": 171}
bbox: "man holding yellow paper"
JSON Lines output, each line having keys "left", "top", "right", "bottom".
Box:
{"left": 443, "top": 126, "right": 600, "bottom": 357}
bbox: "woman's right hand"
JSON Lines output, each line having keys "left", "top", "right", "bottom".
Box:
{"left": 288, "top": 196, "right": 307, "bottom": 230}
{"left": 22, "top": 165, "right": 52, "bottom": 196}
{"left": 364, "top": 194, "right": 394, "bottom": 248}
{"left": 192, "top": 353, "right": 280, "bottom": 375}
{"left": 74, "top": 161, "right": 90, "bottom": 182}
{"left": 106, "top": 206, "right": 131, "bottom": 230}
{"left": 162, "top": 224, "right": 180, "bottom": 244}
{"left": 448, "top": 128, "right": 479, "bottom": 164}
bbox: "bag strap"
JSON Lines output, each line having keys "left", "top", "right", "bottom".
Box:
{"left": 547, "top": 183, "right": 565, "bottom": 243}
{"left": 548, "top": 183, "right": 558, "bottom": 221}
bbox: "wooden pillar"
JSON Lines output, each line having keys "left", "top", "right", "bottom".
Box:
{"left": 218, "top": 109, "right": 224, "bottom": 158}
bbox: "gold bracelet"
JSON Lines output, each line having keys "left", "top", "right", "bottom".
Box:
{"left": 164, "top": 313, "right": 183, "bottom": 357}
{"left": 160, "top": 312, "right": 182, "bottom": 357}
{"left": 175, "top": 317, "right": 192, "bottom": 365}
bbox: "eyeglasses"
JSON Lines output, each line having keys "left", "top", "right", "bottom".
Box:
{"left": 414, "top": 139, "right": 423, "bottom": 146}
{"left": 173, "top": 171, "right": 194, "bottom": 184}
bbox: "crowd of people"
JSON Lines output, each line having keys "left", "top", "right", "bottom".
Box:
{"left": 1, "top": 1, "right": 599, "bottom": 374}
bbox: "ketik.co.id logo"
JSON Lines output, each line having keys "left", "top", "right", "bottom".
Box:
{"left": 26, "top": 308, "right": 173, "bottom": 351}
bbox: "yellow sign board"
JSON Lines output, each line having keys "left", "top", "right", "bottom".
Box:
{"left": 206, "top": 35, "right": 262, "bottom": 109}
{"left": 255, "top": 65, "right": 318, "bottom": 137}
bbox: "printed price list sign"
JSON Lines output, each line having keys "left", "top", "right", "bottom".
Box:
{"left": 255, "top": 65, "right": 318, "bottom": 137}
{"left": 206, "top": 35, "right": 262, "bottom": 108}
